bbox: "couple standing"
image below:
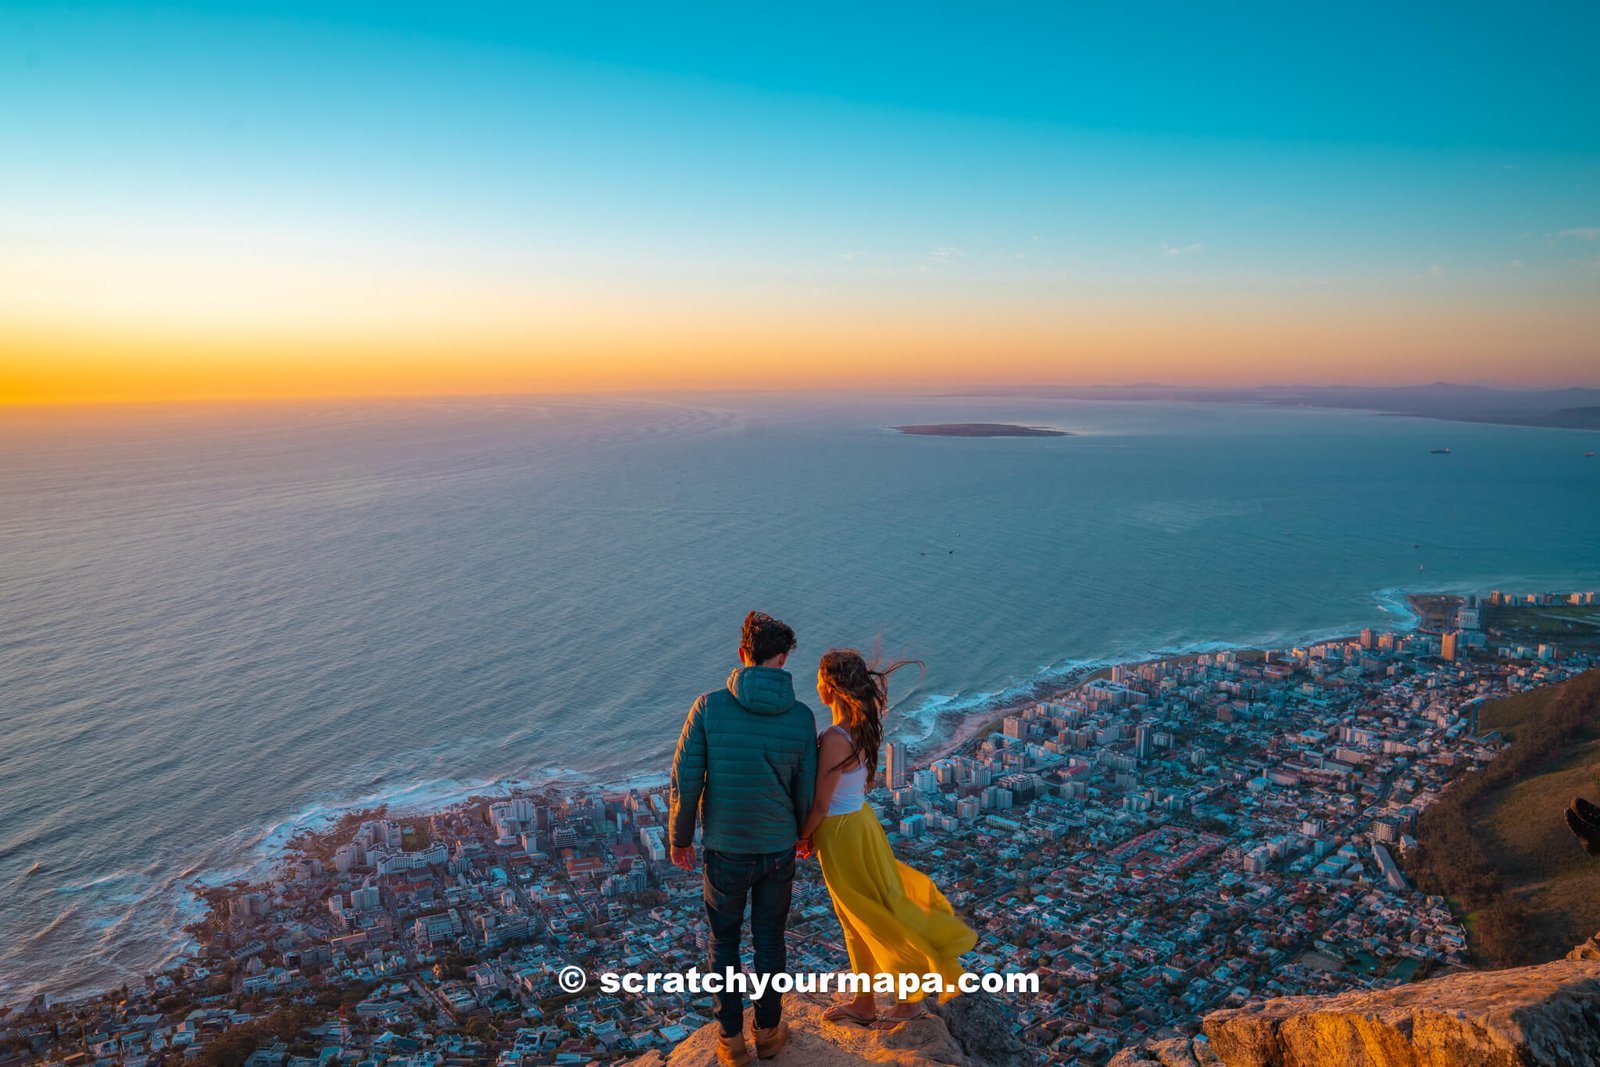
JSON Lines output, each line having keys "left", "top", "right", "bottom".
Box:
{"left": 668, "top": 611, "right": 976, "bottom": 1065}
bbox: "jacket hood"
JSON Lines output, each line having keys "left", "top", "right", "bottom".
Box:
{"left": 725, "top": 665, "right": 798, "bottom": 715}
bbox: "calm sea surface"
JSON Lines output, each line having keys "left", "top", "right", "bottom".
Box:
{"left": 2, "top": 393, "right": 1597, "bottom": 1002}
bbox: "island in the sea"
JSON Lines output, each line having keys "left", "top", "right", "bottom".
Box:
{"left": 893, "top": 422, "right": 1070, "bottom": 437}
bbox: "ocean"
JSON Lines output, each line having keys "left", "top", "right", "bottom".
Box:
{"left": 1, "top": 392, "right": 1597, "bottom": 1003}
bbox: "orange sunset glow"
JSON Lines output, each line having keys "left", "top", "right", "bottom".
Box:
{"left": 5, "top": 2, "right": 1597, "bottom": 404}
{"left": 7, "top": 274, "right": 1598, "bottom": 403}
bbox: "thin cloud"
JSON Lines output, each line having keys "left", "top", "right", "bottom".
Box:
{"left": 1558, "top": 227, "right": 1600, "bottom": 240}
{"left": 1160, "top": 242, "right": 1203, "bottom": 258}
{"left": 838, "top": 250, "right": 896, "bottom": 266}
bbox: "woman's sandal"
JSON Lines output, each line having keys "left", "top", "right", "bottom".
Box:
{"left": 870, "top": 1004, "right": 932, "bottom": 1031}
{"left": 822, "top": 1003, "right": 880, "bottom": 1026}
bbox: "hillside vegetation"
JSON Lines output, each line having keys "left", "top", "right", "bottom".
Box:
{"left": 1407, "top": 669, "right": 1600, "bottom": 966}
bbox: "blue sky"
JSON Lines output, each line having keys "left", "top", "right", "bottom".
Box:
{"left": 4, "top": 1, "right": 1598, "bottom": 399}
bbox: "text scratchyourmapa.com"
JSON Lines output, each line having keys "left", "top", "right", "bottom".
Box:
{"left": 555, "top": 964, "right": 1037, "bottom": 1001}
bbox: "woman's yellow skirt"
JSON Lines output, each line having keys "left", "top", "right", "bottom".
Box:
{"left": 813, "top": 805, "right": 977, "bottom": 1003}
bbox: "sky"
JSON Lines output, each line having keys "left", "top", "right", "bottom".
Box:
{"left": 3, "top": 1, "right": 1599, "bottom": 403}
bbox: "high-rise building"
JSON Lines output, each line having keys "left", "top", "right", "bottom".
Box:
{"left": 231, "top": 892, "right": 267, "bottom": 922}
{"left": 1359, "top": 629, "right": 1375, "bottom": 649}
{"left": 489, "top": 801, "right": 523, "bottom": 841}
{"left": 1441, "top": 631, "right": 1459, "bottom": 662}
{"left": 983, "top": 785, "right": 1014, "bottom": 810}
{"left": 885, "top": 742, "right": 907, "bottom": 790}
{"left": 1135, "top": 725, "right": 1153, "bottom": 761}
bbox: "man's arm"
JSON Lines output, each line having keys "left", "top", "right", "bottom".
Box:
{"left": 792, "top": 721, "right": 817, "bottom": 840}
{"left": 798, "top": 729, "right": 848, "bottom": 845}
{"left": 668, "top": 696, "right": 708, "bottom": 869}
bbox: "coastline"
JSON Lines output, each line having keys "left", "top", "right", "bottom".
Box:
{"left": 153, "top": 584, "right": 1561, "bottom": 908}
{"left": 0, "top": 586, "right": 1449, "bottom": 1011}
{"left": 220, "top": 591, "right": 1429, "bottom": 875}
{"left": 911, "top": 612, "right": 1427, "bottom": 767}
{"left": 919, "top": 649, "right": 1281, "bottom": 764}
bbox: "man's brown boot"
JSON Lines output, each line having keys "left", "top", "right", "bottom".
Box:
{"left": 753, "top": 1020, "right": 791, "bottom": 1059}
{"left": 716, "top": 1031, "right": 753, "bottom": 1067}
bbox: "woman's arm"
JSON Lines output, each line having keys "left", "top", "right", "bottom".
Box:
{"left": 799, "top": 730, "right": 852, "bottom": 841}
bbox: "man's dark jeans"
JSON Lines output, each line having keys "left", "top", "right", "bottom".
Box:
{"left": 703, "top": 846, "right": 795, "bottom": 1036}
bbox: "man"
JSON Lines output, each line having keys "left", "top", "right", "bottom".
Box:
{"left": 670, "top": 611, "right": 817, "bottom": 1066}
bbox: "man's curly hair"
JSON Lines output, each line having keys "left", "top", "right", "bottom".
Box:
{"left": 741, "top": 611, "right": 797, "bottom": 665}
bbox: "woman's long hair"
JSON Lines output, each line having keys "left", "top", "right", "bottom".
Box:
{"left": 818, "top": 648, "right": 922, "bottom": 788}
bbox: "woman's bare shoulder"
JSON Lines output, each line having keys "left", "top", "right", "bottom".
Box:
{"left": 818, "top": 726, "right": 853, "bottom": 753}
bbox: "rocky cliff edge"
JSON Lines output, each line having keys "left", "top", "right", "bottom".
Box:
{"left": 622, "top": 991, "right": 1035, "bottom": 1067}
{"left": 1114, "top": 934, "right": 1600, "bottom": 1067}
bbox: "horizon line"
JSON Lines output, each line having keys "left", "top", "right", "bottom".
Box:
{"left": 6, "top": 379, "right": 1600, "bottom": 409}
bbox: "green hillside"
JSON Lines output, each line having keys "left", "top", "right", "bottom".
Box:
{"left": 1407, "top": 669, "right": 1600, "bottom": 966}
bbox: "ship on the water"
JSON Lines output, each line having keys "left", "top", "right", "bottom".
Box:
{"left": 1430, "top": 447, "right": 1451, "bottom": 454}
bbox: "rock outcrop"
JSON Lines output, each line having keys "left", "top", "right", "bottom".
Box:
{"left": 1106, "top": 1034, "right": 1221, "bottom": 1067}
{"left": 1199, "top": 957, "right": 1600, "bottom": 1066}
{"left": 1564, "top": 932, "right": 1600, "bottom": 962}
{"left": 640, "top": 932, "right": 1600, "bottom": 1067}
{"left": 929, "top": 991, "right": 1035, "bottom": 1067}
{"left": 623, "top": 992, "right": 1034, "bottom": 1067}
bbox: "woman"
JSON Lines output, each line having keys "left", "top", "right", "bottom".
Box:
{"left": 797, "top": 648, "right": 977, "bottom": 1028}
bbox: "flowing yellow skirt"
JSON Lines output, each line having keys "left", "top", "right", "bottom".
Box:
{"left": 813, "top": 805, "right": 977, "bottom": 1003}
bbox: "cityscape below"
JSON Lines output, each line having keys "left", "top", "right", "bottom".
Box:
{"left": 5, "top": 589, "right": 1596, "bottom": 1065}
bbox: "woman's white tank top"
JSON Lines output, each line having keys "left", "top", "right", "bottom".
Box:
{"left": 823, "top": 724, "right": 868, "bottom": 815}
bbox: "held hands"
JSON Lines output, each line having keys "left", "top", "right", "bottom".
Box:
{"left": 671, "top": 846, "right": 697, "bottom": 871}
{"left": 795, "top": 837, "right": 814, "bottom": 860}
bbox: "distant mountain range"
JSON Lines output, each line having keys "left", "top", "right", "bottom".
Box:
{"left": 959, "top": 383, "right": 1600, "bottom": 430}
